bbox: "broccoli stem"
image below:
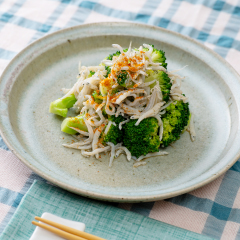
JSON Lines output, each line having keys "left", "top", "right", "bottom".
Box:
{"left": 61, "top": 114, "right": 88, "bottom": 135}
{"left": 49, "top": 94, "right": 77, "bottom": 118}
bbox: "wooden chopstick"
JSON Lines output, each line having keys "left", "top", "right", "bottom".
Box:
{"left": 32, "top": 221, "right": 86, "bottom": 240}
{"left": 33, "top": 216, "right": 106, "bottom": 240}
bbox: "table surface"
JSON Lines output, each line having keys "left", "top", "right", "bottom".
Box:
{"left": 1, "top": 1, "right": 240, "bottom": 239}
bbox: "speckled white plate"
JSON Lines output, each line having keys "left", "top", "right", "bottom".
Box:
{"left": 1, "top": 22, "right": 240, "bottom": 202}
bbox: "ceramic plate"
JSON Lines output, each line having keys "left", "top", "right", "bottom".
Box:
{"left": 1, "top": 22, "right": 240, "bottom": 202}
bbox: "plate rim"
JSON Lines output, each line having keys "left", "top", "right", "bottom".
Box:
{"left": 1, "top": 22, "right": 240, "bottom": 202}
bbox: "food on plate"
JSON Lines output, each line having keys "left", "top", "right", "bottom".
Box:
{"left": 49, "top": 43, "right": 195, "bottom": 166}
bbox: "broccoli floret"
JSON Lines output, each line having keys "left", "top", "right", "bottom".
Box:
{"left": 106, "top": 49, "right": 128, "bottom": 61}
{"left": 106, "top": 51, "right": 121, "bottom": 61}
{"left": 138, "top": 45, "right": 167, "bottom": 69}
{"left": 88, "top": 71, "right": 95, "bottom": 77}
{"left": 117, "top": 70, "right": 128, "bottom": 85}
{"left": 105, "top": 46, "right": 167, "bottom": 68}
{"left": 122, "top": 117, "right": 161, "bottom": 158}
{"left": 49, "top": 94, "right": 77, "bottom": 118}
{"left": 111, "top": 88, "right": 120, "bottom": 95}
{"left": 100, "top": 115, "right": 125, "bottom": 145}
{"left": 145, "top": 70, "right": 172, "bottom": 102}
{"left": 161, "top": 100, "right": 190, "bottom": 147}
{"left": 116, "top": 70, "right": 134, "bottom": 88}
{"left": 104, "top": 50, "right": 126, "bottom": 78}
{"left": 104, "top": 48, "right": 129, "bottom": 78}
{"left": 151, "top": 48, "right": 167, "bottom": 69}
{"left": 61, "top": 114, "right": 88, "bottom": 135}
{"left": 92, "top": 90, "right": 103, "bottom": 104}
{"left": 117, "top": 70, "right": 134, "bottom": 88}
{"left": 104, "top": 66, "right": 111, "bottom": 78}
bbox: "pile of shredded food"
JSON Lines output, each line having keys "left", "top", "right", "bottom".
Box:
{"left": 49, "top": 43, "right": 195, "bottom": 167}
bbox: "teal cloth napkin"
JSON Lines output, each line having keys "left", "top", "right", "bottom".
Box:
{"left": 0, "top": 181, "right": 214, "bottom": 240}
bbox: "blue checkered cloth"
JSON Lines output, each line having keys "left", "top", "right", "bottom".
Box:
{"left": 1, "top": 1, "right": 240, "bottom": 239}
{"left": 0, "top": 180, "right": 215, "bottom": 240}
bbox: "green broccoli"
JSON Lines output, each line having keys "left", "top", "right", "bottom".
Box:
{"left": 104, "top": 51, "right": 123, "bottom": 78}
{"left": 117, "top": 70, "right": 128, "bottom": 85}
{"left": 49, "top": 93, "right": 77, "bottom": 118}
{"left": 116, "top": 70, "right": 134, "bottom": 88}
{"left": 92, "top": 90, "right": 103, "bottom": 104}
{"left": 104, "top": 66, "right": 111, "bottom": 78}
{"left": 161, "top": 100, "right": 190, "bottom": 147}
{"left": 151, "top": 48, "right": 167, "bottom": 69}
{"left": 106, "top": 48, "right": 128, "bottom": 61}
{"left": 105, "top": 46, "right": 167, "bottom": 68}
{"left": 100, "top": 115, "right": 125, "bottom": 145}
{"left": 88, "top": 71, "right": 95, "bottom": 77}
{"left": 104, "top": 49, "right": 129, "bottom": 78}
{"left": 61, "top": 114, "right": 87, "bottom": 135}
{"left": 145, "top": 70, "right": 172, "bottom": 102}
{"left": 111, "top": 88, "right": 120, "bottom": 95}
{"left": 106, "top": 51, "right": 121, "bottom": 61}
{"left": 103, "top": 50, "right": 125, "bottom": 78}
{"left": 122, "top": 117, "right": 161, "bottom": 158}
{"left": 138, "top": 45, "right": 167, "bottom": 69}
